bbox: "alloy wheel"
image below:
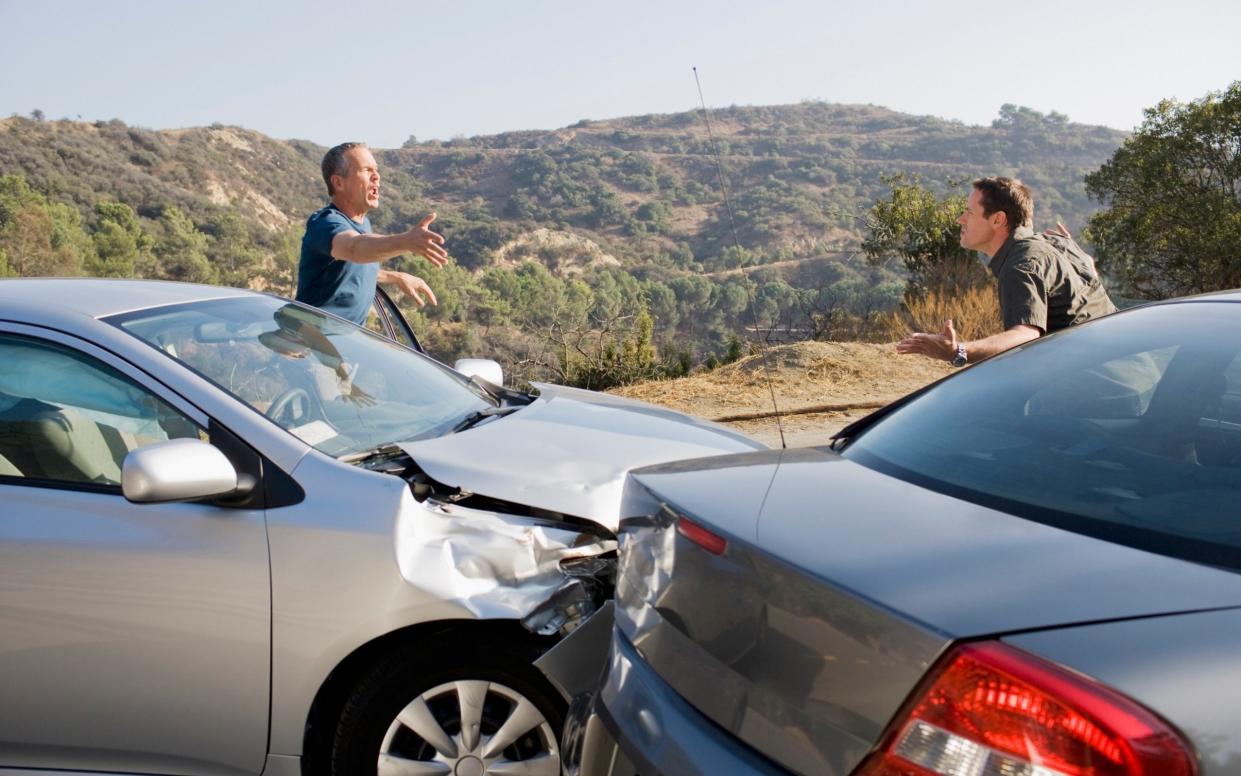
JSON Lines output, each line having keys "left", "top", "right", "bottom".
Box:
{"left": 377, "top": 679, "right": 561, "bottom": 776}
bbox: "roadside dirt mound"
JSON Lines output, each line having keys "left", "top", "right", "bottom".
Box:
{"left": 611, "top": 341, "right": 952, "bottom": 446}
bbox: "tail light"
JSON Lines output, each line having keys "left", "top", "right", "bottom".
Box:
{"left": 855, "top": 641, "right": 1196, "bottom": 776}
{"left": 676, "top": 516, "right": 727, "bottom": 555}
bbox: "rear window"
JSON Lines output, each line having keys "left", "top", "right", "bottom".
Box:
{"left": 844, "top": 301, "right": 1241, "bottom": 571}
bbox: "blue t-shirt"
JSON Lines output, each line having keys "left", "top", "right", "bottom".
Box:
{"left": 295, "top": 204, "right": 377, "bottom": 325}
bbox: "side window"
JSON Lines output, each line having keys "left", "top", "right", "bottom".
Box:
{"left": 0, "top": 334, "right": 204, "bottom": 488}
{"left": 362, "top": 302, "right": 388, "bottom": 339}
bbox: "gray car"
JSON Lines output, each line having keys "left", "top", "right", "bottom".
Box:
{"left": 566, "top": 292, "right": 1241, "bottom": 776}
{"left": 0, "top": 278, "right": 764, "bottom": 775}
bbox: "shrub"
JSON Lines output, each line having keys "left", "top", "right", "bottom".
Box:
{"left": 877, "top": 285, "right": 1002, "bottom": 342}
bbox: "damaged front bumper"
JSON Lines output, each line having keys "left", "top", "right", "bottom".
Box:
{"left": 392, "top": 495, "right": 619, "bottom": 700}
{"left": 394, "top": 494, "right": 616, "bottom": 631}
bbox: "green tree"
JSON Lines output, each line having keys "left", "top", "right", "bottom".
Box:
{"left": 0, "top": 175, "right": 87, "bottom": 277}
{"left": 586, "top": 190, "right": 625, "bottom": 228}
{"left": 991, "top": 104, "right": 1069, "bottom": 133}
{"left": 1085, "top": 82, "right": 1241, "bottom": 297}
{"left": 265, "top": 227, "right": 302, "bottom": 297}
{"left": 205, "top": 211, "right": 264, "bottom": 288}
{"left": 589, "top": 268, "right": 644, "bottom": 323}
{"left": 862, "top": 173, "right": 985, "bottom": 293}
{"left": 152, "top": 206, "right": 216, "bottom": 283}
{"left": 714, "top": 278, "right": 749, "bottom": 324}
{"left": 643, "top": 280, "right": 678, "bottom": 330}
{"left": 87, "top": 201, "right": 151, "bottom": 278}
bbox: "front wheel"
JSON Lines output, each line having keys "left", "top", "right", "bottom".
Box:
{"left": 330, "top": 645, "right": 565, "bottom": 776}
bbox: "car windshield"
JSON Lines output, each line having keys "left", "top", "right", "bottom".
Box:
{"left": 843, "top": 301, "right": 1241, "bottom": 571}
{"left": 108, "top": 296, "right": 492, "bottom": 458}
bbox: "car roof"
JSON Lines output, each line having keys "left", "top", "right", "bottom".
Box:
{"left": 0, "top": 278, "right": 258, "bottom": 319}
{"left": 1153, "top": 288, "right": 1241, "bottom": 304}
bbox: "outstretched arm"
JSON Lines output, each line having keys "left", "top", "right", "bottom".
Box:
{"left": 897, "top": 318, "right": 1039, "bottom": 364}
{"left": 331, "top": 213, "right": 448, "bottom": 266}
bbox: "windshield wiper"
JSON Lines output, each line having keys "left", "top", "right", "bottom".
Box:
{"left": 338, "top": 442, "right": 405, "bottom": 464}
{"left": 451, "top": 406, "right": 520, "bottom": 434}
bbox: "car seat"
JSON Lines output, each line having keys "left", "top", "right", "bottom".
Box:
{"left": 0, "top": 396, "right": 131, "bottom": 484}
{"left": 0, "top": 450, "right": 21, "bottom": 477}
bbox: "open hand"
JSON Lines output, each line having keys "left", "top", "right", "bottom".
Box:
{"left": 896, "top": 318, "right": 958, "bottom": 362}
{"left": 390, "top": 272, "right": 438, "bottom": 307}
{"left": 406, "top": 213, "right": 448, "bottom": 266}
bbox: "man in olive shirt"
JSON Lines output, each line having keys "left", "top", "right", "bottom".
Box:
{"left": 898, "top": 177, "right": 1115, "bottom": 365}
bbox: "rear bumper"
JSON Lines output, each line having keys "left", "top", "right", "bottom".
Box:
{"left": 562, "top": 627, "right": 788, "bottom": 776}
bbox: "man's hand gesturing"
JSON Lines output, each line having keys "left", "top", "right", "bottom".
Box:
{"left": 896, "top": 318, "right": 958, "bottom": 362}
{"left": 390, "top": 272, "right": 438, "bottom": 307}
{"left": 406, "top": 213, "right": 448, "bottom": 266}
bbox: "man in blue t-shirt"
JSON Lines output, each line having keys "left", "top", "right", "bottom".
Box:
{"left": 296, "top": 142, "right": 447, "bottom": 325}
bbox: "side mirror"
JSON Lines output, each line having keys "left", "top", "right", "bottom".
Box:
{"left": 122, "top": 438, "right": 242, "bottom": 504}
{"left": 454, "top": 358, "right": 504, "bottom": 387}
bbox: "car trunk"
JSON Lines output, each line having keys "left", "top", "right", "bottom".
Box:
{"left": 616, "top": 446, "right": 1241, "bottom": 775}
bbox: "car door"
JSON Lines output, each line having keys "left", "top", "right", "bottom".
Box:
{"left": 0, "top": 326, "right": 270, "bottom": 775}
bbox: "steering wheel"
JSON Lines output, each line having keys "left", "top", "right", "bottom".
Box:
{"left": 266, "top": 387, "right": 312, "bottom": 425}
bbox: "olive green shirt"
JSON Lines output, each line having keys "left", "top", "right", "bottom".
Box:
{"left": 988, "top": 226, "right": 1116, "bottom": 333}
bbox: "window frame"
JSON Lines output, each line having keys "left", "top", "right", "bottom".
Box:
{"left": 373, "top": 286, "right": 425, "bottom": 354}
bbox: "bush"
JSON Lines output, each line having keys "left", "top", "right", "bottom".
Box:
{"left": 877, "top": 285, "right": 1002, "bottom": 342}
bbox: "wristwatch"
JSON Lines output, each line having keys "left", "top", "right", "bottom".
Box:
{"left": 951, "top": 344, "right": 968, "bottom": 367}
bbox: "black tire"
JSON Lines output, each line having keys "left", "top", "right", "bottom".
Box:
{"left": 329, "top": 642, "right": 566, "bottom": 776}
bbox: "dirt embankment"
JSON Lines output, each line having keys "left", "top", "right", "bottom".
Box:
{"left": 611, "top": 341, "right": 952, "bottom": 447}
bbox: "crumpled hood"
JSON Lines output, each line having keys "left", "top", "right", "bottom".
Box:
{"left": 398, "top": 382, "right": 765, "bottom": 531}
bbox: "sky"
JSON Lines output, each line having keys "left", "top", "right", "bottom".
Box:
{"left": 3, "top": 0, "right": 1239, "bottom": 148}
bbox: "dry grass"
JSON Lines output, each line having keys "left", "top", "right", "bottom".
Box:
{"left": 877, "top": 285, "right": 1003, "bottom": 342}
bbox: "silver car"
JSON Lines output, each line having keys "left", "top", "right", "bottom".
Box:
{"left": 0, "top": 278, "right": 763, "bottom": 775}
{"left": 567, "top": 293, "right": 1241, "bottom": 775}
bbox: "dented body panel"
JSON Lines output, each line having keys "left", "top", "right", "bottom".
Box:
{"left": 265, "top": 452, "right": 457, "bottom": 755}
{"left": 394, "top": 498, "right": 616, "bottom": 622}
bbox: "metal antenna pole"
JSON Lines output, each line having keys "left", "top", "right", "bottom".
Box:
{"left": 693, "top": 66, "right": 786, "bottom": 449}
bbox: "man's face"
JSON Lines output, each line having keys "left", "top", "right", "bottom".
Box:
{"left": 333, "top": 146, "right": 381, "bottom": 214}
{"left": 958, "top": 188, "right": 1004, "bottom": 252}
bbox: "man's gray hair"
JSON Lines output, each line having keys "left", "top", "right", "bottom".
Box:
{"left": 321, "top": 142, "right": 367, "bottom": 196}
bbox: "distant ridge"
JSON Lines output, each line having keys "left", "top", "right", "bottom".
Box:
{"left": 1, "top": 101, "right": 1125, "bottom": 272}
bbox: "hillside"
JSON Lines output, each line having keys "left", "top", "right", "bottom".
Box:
{"left": 1, "top": 103, "right": 1125, "bottom": 265}
{"left": 0, "top": 102, "right": 1126, "bottom": 380}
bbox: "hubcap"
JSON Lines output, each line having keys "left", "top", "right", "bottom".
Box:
{"left": 378, "top": 679, "right": 560, "bottom": 776}
{"left": 456, "top": 756, "right": 483, "bottom": 776}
